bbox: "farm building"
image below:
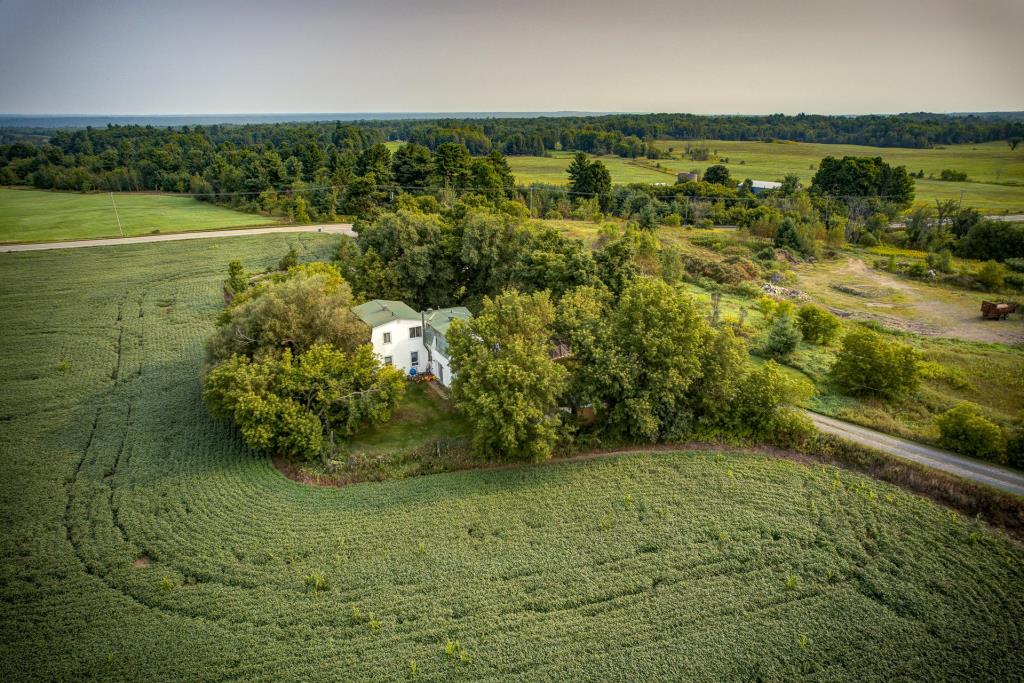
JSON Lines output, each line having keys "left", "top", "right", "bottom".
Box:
{"left": 745, "top": 180, "right": 783, "bottom": 194}
{"left": 351, "top": 299, "right": 471, "bottom": 388}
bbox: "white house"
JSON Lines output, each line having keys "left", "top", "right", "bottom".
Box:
{"left": 351, "top": 300, "right": 471, "bottom": 388}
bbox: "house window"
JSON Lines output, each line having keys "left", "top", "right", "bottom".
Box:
{"left": 382, "top": 332, "right": 391, "bottom": 344}
{"left": 409, "top": 326, "right": 422, "bottom": 338}
{"left": 411, "top": 351, "right": 419, "bottom": 366}
{"left": 383, "top": 356, "right": 393, "bottom": 366}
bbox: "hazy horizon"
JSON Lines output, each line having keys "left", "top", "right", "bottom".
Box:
{"left": 1, "top": 0, "right": 1022, "bottom": 115}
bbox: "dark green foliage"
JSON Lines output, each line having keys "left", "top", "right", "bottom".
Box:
{"left": 703, "top": 164, "right": 732, "bottom": 186}
{"left": 566, "top": 152, "right": 612, "bottom": 209}
{"left": 447, "top": 290, "right": 567, "bottom": 462}
{"left": 391, "top": 142, "right": 433, "bottom": 188}
{"left": 939, "top": 169, "right": 968, "bottom": 181}
{"left": 796, "top": 304, "right": 841, "bottom": 345}
{"left": 831, "top": 327, "right": 921, "bottom": 399}
{"left": 278, "top": 246, "right": 298, "bottom": 271}
{"left": 858, "top": 232, "right": 879, "bottom": 247}
{"left": 810, "top": 156, "right": 915, "bottom": 208}
{"left": 773, "top": 217, "right": 815, "bottom": 256}
{"left": 349, "top": 206, "right": 596, "bottom": 308}
{"left": 764, "top": 311, "right": 802, "bottom": 358}
{"left": 555, "top": 279, "right": 811, "bottom": 443}
{"left": 226, "top": 260, "right": 248, "bottom": 294}
{"left": 204, "top": 344, "right": 406, "bottom": 460}
{"left": 956, "top": 220, "right": 1024, "bottom": 262}
{"left": 432, "top": 142, "right": 473, "bottom": 189}
{"left": 936, "top": 403, "right": 1007, "bottom": 463}
{"left": 206, "top": 264, "right": 367, "bottom": 362}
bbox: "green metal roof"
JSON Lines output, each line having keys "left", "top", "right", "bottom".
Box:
{"left": 424, "top": 307, "right": 472, "bottom": 338}
{"left": 352, "top": 299, "right": 421, "bottom": 327}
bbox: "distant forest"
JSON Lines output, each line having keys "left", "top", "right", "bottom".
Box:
{"left": 2, "top": 112, "right": 1022, "bottom": 195}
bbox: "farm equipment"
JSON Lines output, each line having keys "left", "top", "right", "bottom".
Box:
{"left": 981, "top": 300, "right": 1017, "bottom": 320}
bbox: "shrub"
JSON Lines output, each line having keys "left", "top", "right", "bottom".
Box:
{"left": 939, "top": 169, "right": 968, "bottom": 181}
{"left": 764, "top": 311, "right": 801, "bottom": 358}
{"left": 926, "top": 250, "right": 954, "bottom": 274}
{"left": 858, "top": 232, "right": 879, "bottom": 247}
{"left": 830, "top": 328, "right": 921, "bottom": 399}
{"left": 956, "top": 220, "right": 1024, "bottom": 261}
{"left": 906, "top": 262, "right": 929, "bottom": 278}
{"left": 663, "top": 213, "right": 682, "bottom": 227}
{"left": 936, "top": 404, "right": 1006, "bottom": 463}
{"left": 226, "top": 260, "right": 248, "bottom": 294}
{"left": 1005, "top": 257, "right": 1024, "bottom": 273}
{"left": 975, "top": 260, "right": 1006, "bottom": 291}
{"left": 796, "top": 304, "right": 840, "bottom": 345}
{"left": 278, "top": 246, "right": 299, "bottom": 271}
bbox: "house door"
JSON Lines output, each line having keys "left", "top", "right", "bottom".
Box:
{"left": 438, "top": 365, "right": 444, "bottom": 385}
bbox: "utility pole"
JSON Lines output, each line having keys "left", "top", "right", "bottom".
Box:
{"left": 529, "top": 187, "right": 535, "bottom": 218}
{"left": 110, "top": 192, "right": 124, "bottom": 237}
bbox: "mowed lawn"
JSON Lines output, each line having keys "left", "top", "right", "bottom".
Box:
{"left": 0, "top": 188, "right": 278, "bottom": 243}
{"left": 1, "top": 235, "right": 1023, "bottom": 681}
{"left": 505, "top": 141, "right": 1024, "bottom": 213}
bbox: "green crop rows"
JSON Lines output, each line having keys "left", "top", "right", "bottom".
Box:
{"left": 1, "top": 235, "right": 1023, "bottom": 681}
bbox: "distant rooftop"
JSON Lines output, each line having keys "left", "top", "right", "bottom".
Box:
{"left": 352, "top": 299, "right": 420, "bottom": 327}
{"left": 749, "top": 180, "right": 783, "bottom": 190}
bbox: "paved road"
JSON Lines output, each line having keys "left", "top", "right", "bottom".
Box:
{"left": 0, "top": 224, "right": 356, "bottom": 253}
{"left": 806, "top": 411, "right": 1024, "bottom": 496}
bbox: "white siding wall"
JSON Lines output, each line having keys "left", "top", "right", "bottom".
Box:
{"left": 428, "top": 337, "right": 456, "bottom": 388}
{"left": 369, "top": 318, "right": 426, "bottom": 377}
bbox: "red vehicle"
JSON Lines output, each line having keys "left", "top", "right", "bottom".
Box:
{"left": 981, "top": 300, "right": 1018, "bottom": 320}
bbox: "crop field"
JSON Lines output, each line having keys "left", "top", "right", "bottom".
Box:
{"left": 505, "top": 141, "right": 1024, "bottom": 213}
{"left": 1, "top": 234, "right": 1023, "bottom": 680}
{"left": 0, "top": 187, "right": 279, "bottom": 243}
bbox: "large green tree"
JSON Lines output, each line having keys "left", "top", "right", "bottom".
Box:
{"left": 206, "top": 264, "right": 367, "bottom": 362}
{"left": 391, "top": 143, "right": 433, "bottom": 188}
{"left": 810, "top": 155, "right": 915, "bottom": 208}
{"left": 448, "top": 290, "right": 568, "bottom": 462}
{"left": 203, "top": 344, "right": 406, "bottom": 460}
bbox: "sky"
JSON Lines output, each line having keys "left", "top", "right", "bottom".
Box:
{"left": 1, "top": 0, "right": 1022, "bottom": 115}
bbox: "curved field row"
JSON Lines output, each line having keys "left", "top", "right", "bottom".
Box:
{"left": 1, "top": 235, "right": 1022, "bottom": 681}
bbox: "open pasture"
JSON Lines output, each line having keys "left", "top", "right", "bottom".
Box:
{"left": 507, "top": 141, "right": 1024, "bottom": 213}
{"left": 1, "top": 234, "right": 1023, "bottom": 681}
{"left": 0, "top": 187, "right": 278, "bottom": 243}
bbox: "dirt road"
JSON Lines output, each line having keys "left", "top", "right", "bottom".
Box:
{"left": 0, "top": 224, "right": 356, "bottom": 253}
{"left": 807, "top": 411, "right": 1024, "bottom": 496}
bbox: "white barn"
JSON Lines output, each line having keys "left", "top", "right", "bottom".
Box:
{"left": 351, "top": 300, "right": 471, "bottom": 388}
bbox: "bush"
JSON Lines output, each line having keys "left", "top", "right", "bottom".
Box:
{"left": 936, "top": 404, "right": 1006, "bottom": 463}
{"left": 663, "top": 213, "right": 682, "bottom": 227}
{"left": 956, "top": 220, "right": 1024, "bottom": 261}
{"left": 907, "top": 262, "right": 929, "bottom": 278}
{"left": 975, "top": 260, "right": 1006, "bottom": 291}
{"left": 830, "top": 327, "right": 921, "bottom": 399}
{"left": 939, "top": 169, "right": 968, "bottom": 181}
{"left": 278, "top": 246, "right": 299, "bottom": 271}
{"left": 226, "top": 260, "right": 248, "bottom": 294}
{"left": 1005, "top": 257, "right": 1024, "bottom": 273}
{"left": 763, "top": 311, "right": 801, "bottom": 358}
{"left": 796, "top": 304, "right": 840, "bottom": 345}
{"left": 926, "top": 250, "right": 954, "bottom": 274}
{"left": 858, "top": 232, "right": 879, "bottom": 247}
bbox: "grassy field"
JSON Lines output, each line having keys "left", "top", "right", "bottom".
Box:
{"left": 506, "top": 141, "right": 1024, "bottom": 213}
{"left": 2, "top": 234, "right": 1024, "bottom": 680}
{"left": 0, "top": 187, "right": 279, "bottom": 243}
